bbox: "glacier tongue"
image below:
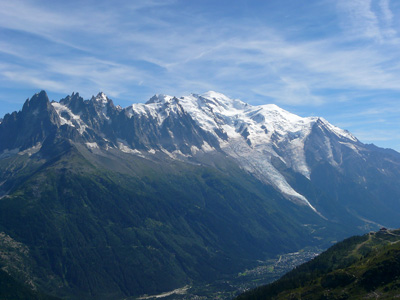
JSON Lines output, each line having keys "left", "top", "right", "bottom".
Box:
{"left": 123, "top": 90, "right": 318, "bottom": 209}
{"left": 221, "top": 137, "right": 318, "bottom": 212}
{"left": 176, "top": 92, "right": 319, "bottom": 211}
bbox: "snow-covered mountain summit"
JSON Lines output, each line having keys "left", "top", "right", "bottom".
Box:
{"left": 0, "top": 90, "right": 366, "bottom": 215}
{"left": 123, "top": 91, "right": 359, "bottom": 213}
{"left": 158, "top": 92, "right": 359, "bottom": 212}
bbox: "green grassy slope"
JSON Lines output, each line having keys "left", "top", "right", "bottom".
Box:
{"left": 236, "top": 229, "right": 400, "bottom": 300}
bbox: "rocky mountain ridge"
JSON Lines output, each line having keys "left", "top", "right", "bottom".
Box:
{"left": 1, "top": 91, "right": 384, "bottom": 215}
{"left": 1, "top": 91, "right": 400, "bottom": 299}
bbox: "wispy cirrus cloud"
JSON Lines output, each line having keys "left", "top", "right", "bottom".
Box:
{"left": 0, "top": 0, "right": 400, "bottom": 149}
{"left": 1, "top": 0, "right": 400, "bottom": 103}
{"left": 337, "top": 0, "right": 399, "bottom": 43}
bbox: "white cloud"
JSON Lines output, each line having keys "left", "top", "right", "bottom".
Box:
{"left": 380, "top": 0, "right": 394, "bottom": 23}
{"left": 1, "top": 68, "right": 67, "bottom": 92}
{"left": 1, "top": 0, "right": 400, "bottom": 109}
{"left": 352, "top": 128, "right": 400, "bottom": 142}
{"left": 337, "top": 0, "right": 398, "bottom": 43}
{"left": 337, "top": 0, "right": 382, "bottom": 41}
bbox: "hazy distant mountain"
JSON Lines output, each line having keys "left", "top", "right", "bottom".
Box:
{"left": 1, "top": 91, "right": 399, "bottom": 299}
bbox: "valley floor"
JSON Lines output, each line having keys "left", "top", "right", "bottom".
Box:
{"left": 133, "top": 248, "right": 321, "bottom": 300}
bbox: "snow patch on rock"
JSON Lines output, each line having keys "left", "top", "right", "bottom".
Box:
{"left": 52, "top": 102, "right": 88, "bottom": 134}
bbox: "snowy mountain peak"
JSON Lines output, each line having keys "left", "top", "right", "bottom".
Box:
{"left": 198, "top": 91, "right": 248, "bottom": 112}
{"left": 201, "top": 90, "right": 228, "bottom": 99}
{"left": 146, "top": 94, "right": 175, "bottom": 105}
{"left": 92, "top": 92, "right": 109, "bottom": 104}
{"left": 316, "top": 117, "right": 358, "bottom": 142}
{"left": 8, "top": 90, "right": 364, "bottom": 216}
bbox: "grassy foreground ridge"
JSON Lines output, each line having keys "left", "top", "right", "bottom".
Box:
{"left": 237, "top": 229, "right": 400, "bottom": 300}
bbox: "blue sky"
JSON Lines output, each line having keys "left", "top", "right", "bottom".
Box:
{"left": 1, "top": 0, "right": 400, "bottom": 150}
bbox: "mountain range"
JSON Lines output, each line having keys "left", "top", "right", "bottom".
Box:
{"left": 1, "top": 91, "right": 400, "bottom": 299}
